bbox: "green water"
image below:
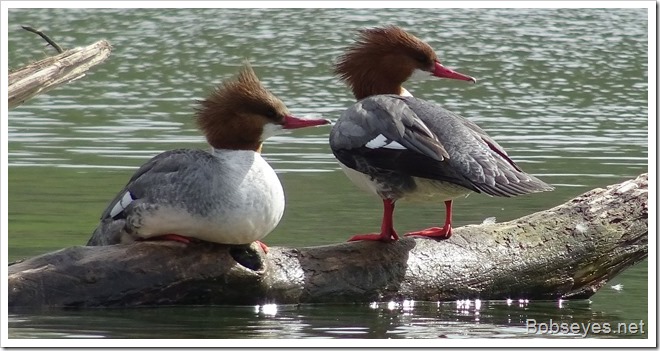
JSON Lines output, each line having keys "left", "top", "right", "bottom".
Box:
{"left": 7, "top": 7, "right": 648, "bottom": 340}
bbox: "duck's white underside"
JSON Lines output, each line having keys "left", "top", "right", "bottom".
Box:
{"left": 125, "top": 150, "right": 285, "bottom": 245}
{"left": 338, "top": 163, "right": 470, "bottom": 202}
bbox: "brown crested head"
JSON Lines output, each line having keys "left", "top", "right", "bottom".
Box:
{"left": 196, "top": 63, "right": 330, "bottom": 151}
{"left": 334, "top": 25, "right": 439, "bottom": 100}
{"left": 195, "top": 63, "right": 291, "bottom": 151}
{"left": 334, "top": 25, "right": 476, "bottom": 100}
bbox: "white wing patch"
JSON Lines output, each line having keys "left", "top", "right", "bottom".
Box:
{"left": 365, "top": 134, "right": 407, "bottom": 150}
{"left": 110, "top": 191, "right": 134, "bottom": 218}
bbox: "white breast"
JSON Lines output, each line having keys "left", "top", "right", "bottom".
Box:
{"left": 134, "top": 150, "right": 285, "bottom": 245}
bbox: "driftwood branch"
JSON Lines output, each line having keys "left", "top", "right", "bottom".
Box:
{"left": 21, "top": 26, "right": 64, "bottom": 53}
{"left": 8, "top": 39, "right": 111, "bottom": 109}
{"left": 8, "top": 174, "right": 647, "bottom": 308}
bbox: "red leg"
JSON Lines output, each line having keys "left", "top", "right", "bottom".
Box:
{"left": 348, "top": 199, "right": 399, "bottom": 242}
{"left": 145, "top": 234, "right": 191, "bottom": 244}
{"left": 405, "top": 200, "right": 453, "bottom": 239}
{"left": 256, "top": 240, "right": 269, "bottom": 254}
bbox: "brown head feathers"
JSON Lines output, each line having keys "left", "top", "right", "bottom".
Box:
{"left": 196, "top": 62, "right": 290, "bottom": 151}
{"left": 334, "top": 25, "right": 439, "bottom": 100}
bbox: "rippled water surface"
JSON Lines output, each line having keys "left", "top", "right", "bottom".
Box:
{"left": 7, "top": 7, "right": 649, "bottom": 340}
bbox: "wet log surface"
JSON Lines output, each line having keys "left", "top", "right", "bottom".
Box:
{"left": 8, "top": 174, "right": 647, "bottom": 309}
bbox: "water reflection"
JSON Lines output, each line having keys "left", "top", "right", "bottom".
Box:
{"left": 8, "top": 300, "right": 642, "bottom": 339}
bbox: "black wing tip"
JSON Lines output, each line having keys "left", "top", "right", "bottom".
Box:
{"left": 527, "top": 176, "right": 555, "bottom": 192}
{"left": 475, "top": 176, "right": 554, "bottom": 197}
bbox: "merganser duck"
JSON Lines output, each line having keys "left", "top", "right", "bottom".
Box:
{"left": 87, "top": 63, "right": 329, "bottom": 249}
{"left": 330, "top": 26, "right": 553, "bottom": 242}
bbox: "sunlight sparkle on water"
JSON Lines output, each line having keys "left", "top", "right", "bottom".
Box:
{"left": 255, "top": 304, "right": 278, "bottom": 316}
{"left": 611, "top": 284, "right": 624, "bottom": 291}
{"left": 402, "top": 299, "right": 415, "bottom": 312}
{"left": 456, "top": 299, "right": 472, "bottom": 309}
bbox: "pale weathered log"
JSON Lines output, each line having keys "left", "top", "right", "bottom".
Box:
{"left": 8, "top": 174, "right": 647, "bottom": 308}
{"left": 8, "top": 39, "right": 112, "bottom": 109}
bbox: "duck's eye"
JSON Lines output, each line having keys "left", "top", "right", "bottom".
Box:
{"left": 413, "top": 53, "right": 429, "bottom": 64}
{"left": 265, "top": 108, "right": 278, "bottom": 120}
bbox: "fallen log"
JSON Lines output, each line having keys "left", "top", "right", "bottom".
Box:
{"left": 8, "top": 37, "right": 111, "bottom": 109}
{"left": 8, "top": 173, "right": 647, "bottom": 308}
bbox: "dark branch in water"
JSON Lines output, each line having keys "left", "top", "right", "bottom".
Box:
{"left": 21, "top": 25, "right": 64, "bottom": 53}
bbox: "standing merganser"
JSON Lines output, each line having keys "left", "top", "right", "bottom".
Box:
{"left": 330, "top": 26, "right": 553, "bottom": 242}
{"left": 87, "top": 63, "right": 329, "bottom": 249}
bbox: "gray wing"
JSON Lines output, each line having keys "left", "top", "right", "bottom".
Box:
{"left": 88, "top": 149, "right": 219, "bottom": 245}
{"left": 330, "top": 95, "right": 480, "bottom": 192}
{"left": 99, "top": 149, "right": 222, "bottom": 220}
{"left": 407, "top": 98, "right": 554, "bottom": 196}
{"left": 330, "top": 95, "right": 449, "bottom": 160}
{"left": 330, "top": 95, "right": 553, "bottom": 197}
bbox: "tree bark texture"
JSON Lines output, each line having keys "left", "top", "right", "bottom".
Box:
{"left": 8, "top": 174, "right": 647, "bottom": 309}
{"left": 8, "top": 39, "right": 111, "bottom": 109}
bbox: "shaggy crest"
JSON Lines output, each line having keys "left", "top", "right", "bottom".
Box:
{"left": 334, "top": 26, "right": 439, "bottom": 99}
{"left": 196, "top": 62, "right": 289, "bottom": 150}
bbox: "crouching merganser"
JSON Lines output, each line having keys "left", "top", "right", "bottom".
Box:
{"left": 88, "top": 63, "right": 329, "bottom": 250}
{"left": 329, "top": 26, "right": 553, "bottom": 242}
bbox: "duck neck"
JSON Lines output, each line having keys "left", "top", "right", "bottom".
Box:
{"left": 348, "top": 73, "right": 406, "bottom": 100}
{"left": 400, "top": 87, "right": 413, "bottom": 97}
{"left": 212, "top": 144, "right": 262, "bottom": 156}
